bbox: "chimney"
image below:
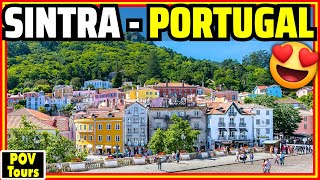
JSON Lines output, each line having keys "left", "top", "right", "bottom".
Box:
{"left": 202, "top": 81, "right": 204, "bottom": 87}
{"left": 182, "top": 80, "right": 184, "bottom": 87}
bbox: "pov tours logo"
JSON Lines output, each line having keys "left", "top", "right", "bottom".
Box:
{"left": 1, "top": 150, "right": 46, "bottom": 179}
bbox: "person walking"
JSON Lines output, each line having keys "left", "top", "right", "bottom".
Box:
{"left": 226, "top": 146, "right": 230, "bottom": 155}
{"left": 156, "top": 154, "right": 162, "bottom": 170}
{"left": 235, "top": 150, "right": 240, "bottom": 162}
{"left": 176, "top": 150, "right": 181, "bottom": 163}
{"left": 263, "top": 159, "right": 271, "bottom": 173}
{"left": 274, "top": 154, "right": 280, "bottom": 165}
{"left": 240, "top": 152, "right": 247, "bottom": 164}
{"left": 250, "top": 152, "right": 254, "bottom": 164}
{"left": 171, "top": 151, "right": 176, "bottom": 163}
{"left": 280, "top": 152, "right": 285, "bottom": 166}
{"left": 270, "top": 146, "right": 273, "bottom": 156}
{"left": 274, "top": 146, "right": 278, "bottom": 156}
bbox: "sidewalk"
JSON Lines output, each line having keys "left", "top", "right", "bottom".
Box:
{"left": 82, "top": 153, "right": 275, "bottom": 173}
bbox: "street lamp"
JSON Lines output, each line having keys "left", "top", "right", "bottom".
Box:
{"left": 116, "top": 144, "right": 119, "bottom": 158}
{"left": 33, "top": 135, "right": 40, "bottom": 150}
{"left": 181, "top": 134, "right": 186, "bottom": 150}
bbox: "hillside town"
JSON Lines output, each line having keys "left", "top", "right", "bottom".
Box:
{"left": 7, "top": 79, "right": 313, "bottom": 158}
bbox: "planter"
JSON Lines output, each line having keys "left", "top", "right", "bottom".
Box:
{"left": 103, "top": 160, "right": 119, "bottom": 168}
{"left": 133, "top": 158, "right": 146, "bottom": 165}
{"left": 200, "top": 152, "right": 209, "bottom": 159}
{"left": 181, "top": 154, "right": 191, "bottom": 160}
{"left": 215, "top": 151, "right": 226, "bottom": 157}
{"left": 69, "top": 162, "right": 86, "bottom": 172}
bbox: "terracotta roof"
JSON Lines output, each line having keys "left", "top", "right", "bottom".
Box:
{"left": 238, "top": 103, "right": 271, "bottom": 109}
{"left": 52, "top": 116, "right": 69, "bottom": 131}
{"left": 9, "top": 108, "right": 52, "bottom": 121}
{"left": 257, "top": 86, "right": 268, "bottom": 90}
{"left": 97, "top": 111, "right": 124, "bottom": 118}
{"left": 274, "top": 98, "right": 301, "bottom": 104}
{"left": 98, "top": 88, "right": 124, "bottom": 94}
{"left": 298, "top": 86, "right": 313, "bottom": 91}
{"left": 239, "top": 92, "right": 250, "bottom": 95}
{"left": 299, "top": 110, "right": 313, "bottom": 116}
{"left": 154, "top": 83, "right": 193, "bottom": 87}
{"left": 212, "top": 90, "right": 239, "bottom": 94}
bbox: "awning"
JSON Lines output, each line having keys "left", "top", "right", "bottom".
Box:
{"left": 239, "top": 128, "right": 248, "bottom": 132}
{"left": 87, "top": 144, "right": 93, "bottom": 148}
{"left": 229, "top": 128, "right": 237, "bottom": 131}
{"left": 113, "top": 146, "right": 121, "bottom": 149}
{"left": 221, "top": 141, "right": 232, "bottom": 144}
{"left": 219, "top": 128, "right": 227, "bottom": 131}
{"left": 104, "top": 145, "right": 112, "bottom": 149}
{"left": 96, "top": 145, "right": 103, "bottom": 149}
{"left": 263, "top": 140, "right": 280, "bottom": 144}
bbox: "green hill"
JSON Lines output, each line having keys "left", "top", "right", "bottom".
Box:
{"left": 8, "top": 33, "right": 274, "bottom": 93}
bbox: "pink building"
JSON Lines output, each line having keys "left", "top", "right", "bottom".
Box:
{"left": 212, "top": 91, "right": 239, "bottom": 102}
{"left": 295, "top": 110, "right": 313, "bottom": 136}
{"left": 73, "top": 90, "right": 98, "bottom": 97}
{"left": 7, "top": 93, "right": 24, "bottom": 107}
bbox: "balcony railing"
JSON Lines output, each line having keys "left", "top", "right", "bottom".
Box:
{"left": 228, "top": 135, "right": 237, "bottom": 140}
{"left": 126, "top": 123, "right": 132, "bottom": 126}
{"left": 229, "top": 122, "right": 236, "bottom": 127}
{"left": 140, "top": 123, "right": 146, "bottom": 126}
{"left": 239, "top": 123, "right": 246, "bottom": 127}
{"left": 229, "top": 112, "right": 237, "bottom": 116}
{"left": 133, "top": 120, "right": 139, "bottom": 123}
{"left": 239, "top": 135, "right": 247, "bottom": 140}
{"left": 140, "top": 133, "right": 146, "bottom": 137}
{"left": 218, "top": 122, "right": 225, "bottom": 127}
{"left": 218, "top": 135, "right": 227, "bottom": 140}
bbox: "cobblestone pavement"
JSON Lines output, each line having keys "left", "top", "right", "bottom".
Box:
{"left": 80, "top": 153, "right": 313, "bottom": 173}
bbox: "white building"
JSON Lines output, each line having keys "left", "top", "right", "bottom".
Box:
{"left": 296, "top": 86, "right": 312, "bottom": 98}
{"left": 25, "top": 91, "right": 45, "bottom": 110}
{"left": 83, "top": 79, "right": 112, "bottom": 90}
{"left": 124, "top": 102, "right": 148, "bottom": 155}
{"left": 207, "top": 102, "right": 273, "bottom": 149}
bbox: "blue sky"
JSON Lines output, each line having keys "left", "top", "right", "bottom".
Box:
{"left": 119, "top": 7, "right": 313, "bottom": 62}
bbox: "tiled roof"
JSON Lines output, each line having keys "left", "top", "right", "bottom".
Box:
{"left": 274, "top": 98, "right": 301, "bottom": 104}
{"left": 257, "top": 86, "right": 268, "bottom": 90}
{"left": 52, "top": 116, "right": 69, "bottom": 131}
{"left": 97, "top": 111, "right": 124, "bottom": 118}
{"left": 98, "top": 88, "right": 124, "bottom": 94}
{"left": 10, "top": 108, "right": 52, "bottom": 121}
{"left": 154, "top": 83, "right": 193, "bottom": 87}
{"left": 212, "top": 90, "right": 238, "bottom": 94}
{"left": 238, "top": 103, "right": 271, "bottom": 109}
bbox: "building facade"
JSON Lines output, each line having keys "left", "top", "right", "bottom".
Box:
{"left": 148, "top": 106, "right": 207, "bottom": 151}
{"left": 53, "top": 85, "right": 73, "bottom": 98}
{"left": 74, "top": 112, "right": 123, "bottom": 154}
{"left": 207, "top": 102, "right": 273, "bottom": 149}
{"left": 126, "top": 87, "right": 159, "bottom": 101}
{"left": 252, "top": 85, "right": 282, "bottom": 98}
{"left": 123, "top": 102, "right": 148, "bottom": 155}
{"left": 151, "top": 81, "right": 198, "bottom": 98}
{"left": 295, "top": 110, "right": 313, "bottom": 136}
{"left": 212, "top": 91, "right": 239, "bottom": 102}
{"left": 296, "top": 86, "right": 312, "bottom": 98}
{"left": 7, "top": 93, "right": 24, "bottom": 107}
{"left": 83, "top": 79, "right": 112, "bottom": 90}
{"left": 25, "top": 91, "right": 45, "bottom": 110}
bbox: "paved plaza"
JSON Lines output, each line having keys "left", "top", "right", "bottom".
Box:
{"left": 80, "top": 153, "right": 313, "bottom": 173}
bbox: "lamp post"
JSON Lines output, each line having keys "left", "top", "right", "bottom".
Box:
{"left": 181, "top": 134, "right": 186, "bottom": 150}
{"left": 33, "top": 135, "right": 40, "bottom": 150}
{"left": 92, "top": 114, "right": 96, "bottom": 154}
{"left": 256, "top": 132, "right": 260, "bottom": 147}
{"left": 116, "top": 144, "right": 119, "bottom": 158}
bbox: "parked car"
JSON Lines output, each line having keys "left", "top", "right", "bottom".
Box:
{"left": 110, "top": 153, "right": 124, "bottom": 158}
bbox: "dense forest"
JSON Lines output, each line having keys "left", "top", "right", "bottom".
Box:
{"left": 8, "top": 32, "right": 275, "bottom": 94}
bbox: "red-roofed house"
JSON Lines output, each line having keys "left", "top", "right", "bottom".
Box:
{"left": 151, "top": 81, "right": 197, "bottom": 98}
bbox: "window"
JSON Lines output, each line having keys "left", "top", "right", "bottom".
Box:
{"left": 89, "top": 124, "right": 93, "bottom": 131}
{"left": 266, "top": 119, "right": 270, "bottom": 125}
{"left": 304, "top": 124, "right": 307, "bottom": 129}
{"left": 106, "top": 124, "right": 111, "bottom": 130}
{"left": 256, "top": 110, "right": 260, "bottom": 115}
{"left": 127, "top": 128, "right": 131, "bottom": 134}
{"left": 98, "top": 124, "right": 102, "bottom": 130}
{"left": 232, "top": 95, "right": 236, "bottom": 100}
{"left": 98, "top": 135, "right": 102, "bottom": 141}
{"left": 89, "top": 135, "right": 93, "bottom": 141}
{"left": 106, "top": 135, "right": 111, "bottom": 142}
{"left": 146, "top": 92, "right": 149, "bottom": 95}
{"left": 304, "top": 117, "right": 308, "bottom": 121}
{"left": 266, "top": 128, "right": 270, "bottom": 134}
{"left": 79, "top": 125, "right": 82, "bottom": 131}
{"left": 80, "top": 135, "right": 82, "bottom": 140}
{"left": 140, "top": 118, "right": 145, "bottom": 124}
{"left": 127, "top": 118, "right": 132, "bottom": 124}
{"left": 127, "top": 110, "right": 131, "bottom": 114}
{"left": 219, "top": 118, "right": 224, "bottom": 123}
{"left": 150, "top": 92, "right": 153, "bottom": 95}
{"left": 83, "top": 135, "right": 87, "bottom": 140}
{"left": 266, "top": 110, "right": 269, "bottom": 115}
{"left": 115, "top": 124, "right": 120, "bottom": 130}
{"left": 155, "top": 92, "right": 157, "bottom": 95}
{"left": 256, "top": 128, "right": 260, "bottom": 135}
{"left": 194, "top": 122, "right": 200, "bottom": 129}
{"left": 256, "top": 119, "right": 260, "bottom": 125}
{"left": 194, "top": 111, "right": 199, "bottom": 116}
{"left": 84, "top": 125, "right": 87, "bottom": 131}
{"left": 240, "top": 118, "right": 244, "bottom": 124}
{"left": 115, "top": 135, "right": 120, "bottom": 142}
{"left": 156, "top": 112, "right": 161, "bottom": 117}
{"left": 141, "top": 128, "right": 145, "bottom": 134}
{"left": 134, "top": 107, "right": 138, "bottom": 115}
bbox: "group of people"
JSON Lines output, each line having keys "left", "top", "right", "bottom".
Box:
{"left": 156, "top": 150, "right": 181, "bottom": 170}
{"left": 235, "top": 150, "right": 254, "bottom": 164}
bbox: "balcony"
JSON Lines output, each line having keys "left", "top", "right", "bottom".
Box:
{"left": 228, "top": 135, "right": 237, "bottom": 140}
{"left": 126, "top": 123, "right": 132, "bottom": 126}
{"left": 239, "top": 123, "right": 246, "bottom": 127}
{"left": 127, "top": 133, "right": 132, "bottom": 136}
{"left": 133, "top": 120, "right": 139, "bottom": 124}
{"left": 140, "top": 133, "right": 146, "bottom": 137}
{"left": 218, "top": 122, "right": 226, "bottom": 127}
{"left": 229, "top": 122, "right": 236, "bottom": 127}
{"left": 218, "top": 135, "right": 227, "bottom": 140}
{"left": 239, "top": 135, "right": 247, "bottom": 140}
{"left": 229, "top": 112, "right": 237, "bottom": 116}
{"left": 140, "top": 123, "right": 146, "bottom": 126}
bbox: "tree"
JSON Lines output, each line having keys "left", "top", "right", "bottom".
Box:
{"left": 14, "top": 104, "right": 25, "bottom": 110}
{"left": 145, "top": 51, "right": 162, "bottom": 79}
{"left": 112, "top": 72, "right": 123, "bottom": 88}
{"left": 86, "top": 84, "right": 95, "bottom": 90}
{"left": 297, "top": 93, "right": 313, "bottom": 109}
{"left": 38, "top": 106, "right": 47, "bottom": 114}
{"left": 273, "top": 104, "right": 302, "bottom": 135}
{"left": 22, "top": 87, "right": 32, "bottom": 93}
{"left": 244, "top": 97, "right": 253, "bottom": 104}
{"left": 55, "top": 79, "right": 65, "bottom": 86}
{"left": 61, "top": 104, "right": 74, "bottom": 116}
{"left": 70, "top": 77, "right": 82, "bottom": 90}
{"left": 242, "top": 50, "right": 271, "bottom": 68}
{"left": 164, "top": 115, "right": 200, "bottom": 153}
{"left": 8, "top": 116, "right": 78, "bottom": 163}
{"left": 251, "top": 95, "right": 277, "bottom": 108}
{"left": 145, "top": 78, "right": 160, "bottom": 85}
{"left": 33, "top": 85, "right": 51, "bottom": 93}
{"left": 148, "top": 129, "right": 166, "bottom": 154}
{"left": 17, "top": 99, "right": 26, "bottom": 106}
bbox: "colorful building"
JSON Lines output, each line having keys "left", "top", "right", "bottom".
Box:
{"left": 74, "top": 111, "right": 124, "bottom": 155}
{"left": 252, "top": 85, "right": 282, "bottom": 98}
{"left": 83, "top": 79, "right": 112, "bottom": 90}
{"left": 25, "top": 91, "right": 45, "bottom": 110}
{"left": 212, "top": 91, "right": 238, "bottom": 102}
{"left": 296, "top": 86, "right": 312, "bottom": 98}
{"left": 126, "top": 87, "right": 159, "bottom": 101}
{"left": 151, "top": 81, "right": 198, "bottom": 98}
{"left": 53, "top": 85, "right": 73, "bottom": 98}
{"left": 7, "top": 93, "right": 24, "bottom": 107}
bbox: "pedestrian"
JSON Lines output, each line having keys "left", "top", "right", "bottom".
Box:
{"left": 263, "top": 159, "right": 271, "bottom": 173}
{"left": 56, "top": 161, "right": 62, "bottom": 173}
{"left": 171, "top": 151, "right": 176, "bottom": 163}
{"left": 274, "top": 154, "right": 280, "bottom": 165}
{"left": 280, "top": 152, "right": 285, "bottom": 166}
{"left": 274, "top": 146, "right": 278, "bottom": 156}
{"left": 156, "top": 154, "right": 162, "bottom": 170}
{"left": 235, "top": 150, "right": 240, "bottom": 162}
{"left": 240, "top": 152, "right": 247, "bottom": 164}
{"left": 176, "top": 150, "right": 180, "bottom": 163}
{"left": 249, "top": 152, "right": 254, "bottom": 164}
{"left": 226, "top": 146, "right": 230, "bottom": 155}
{"left": 270, "top": 146, "right": 273, "bottom": 156}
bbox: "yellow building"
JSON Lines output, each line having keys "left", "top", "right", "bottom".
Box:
{"left": 126, "top": 87, "right": 159, "bottom": 100}
{"left": 74, "top": 111, "right": 124, "bottom": 155}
